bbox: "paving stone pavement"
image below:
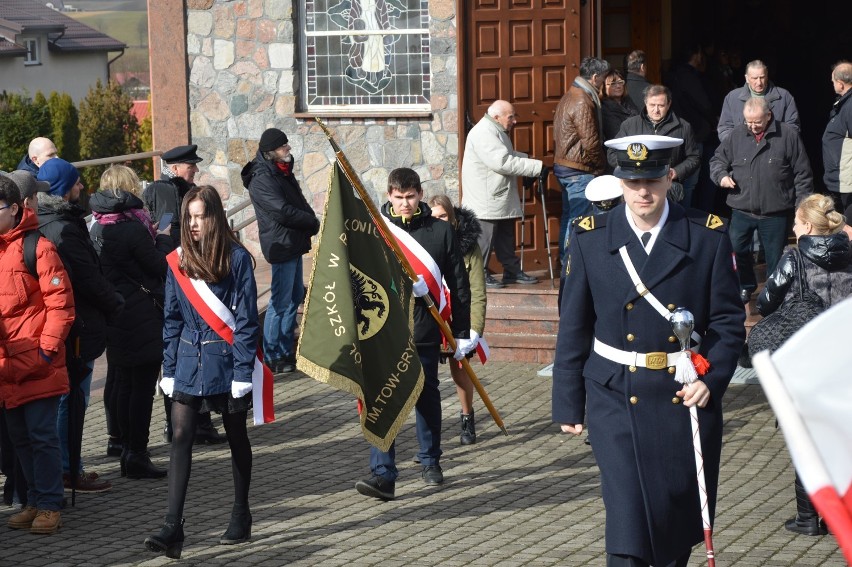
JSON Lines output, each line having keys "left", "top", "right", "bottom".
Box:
{"left": 2, "top": 362, "right": 845, "bottom": 566}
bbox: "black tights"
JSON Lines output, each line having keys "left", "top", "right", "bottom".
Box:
{"left": 166, "top": 401, "right": 252, "bottom": 521}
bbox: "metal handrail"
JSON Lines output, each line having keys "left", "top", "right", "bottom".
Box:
{"left": 226, "top": 197, "right": 253, "bottom": 218}
{"left": 71, "top": 150, "right": 163, "bottom": 169}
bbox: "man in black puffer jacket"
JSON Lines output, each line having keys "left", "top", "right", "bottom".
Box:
{"left": 242, "top": 128, "right": 320, "bottom": 374}
{"left": 37, "top": 158, "right": 124, "bottom": 494}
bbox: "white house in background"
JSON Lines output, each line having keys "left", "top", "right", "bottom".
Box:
{"left": 0, "top": 0, "right": 124, "bottom": 102}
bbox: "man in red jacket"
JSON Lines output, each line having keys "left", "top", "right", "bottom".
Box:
{"left": 0, "top": 177, "right": 75, "bottom": 534}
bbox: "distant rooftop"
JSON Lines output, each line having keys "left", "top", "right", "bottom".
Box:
{"left": 0, "top": 0, "right": 125, "bottom": 55}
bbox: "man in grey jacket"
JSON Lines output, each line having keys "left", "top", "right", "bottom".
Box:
{"left": 822, "top": 61, "right": 852, "bottom": 214}
{"left": 461, "top": 100, "right": 542, "bottom": 288}
{"left": 717, "top": 60, "right": 800, "bottom": 142}
{"left": 710, "top": 97, "right": 812, "bottom": 304}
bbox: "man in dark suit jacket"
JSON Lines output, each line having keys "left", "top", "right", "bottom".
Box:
{"left": 553, "top": 135, "right": 745, "bottom": 567}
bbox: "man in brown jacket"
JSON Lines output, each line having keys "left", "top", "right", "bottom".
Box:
{"left": 554, "top": 56, "right": 610, "bottom": 256}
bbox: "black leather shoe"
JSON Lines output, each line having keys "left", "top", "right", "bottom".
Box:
{"left": 106, "top": 438, "right": 123, "bottom": 458}
{"left": 270, "top": 357, "right": 296, "bottom": 374}
{"left": 195, "top": 421, "right": 227, "bottom": 445}
{"left": 503, "top": 271, "right": 539, "bottom": 285}
{"left": 485, "top": 275, "right": 505, "bottom": 289}
{"left": 125, "top": 452, "right": 167, "bottom": 479}
{"left": 219, "top": 508, "right": 252, "bottom": 544}
{"left": 784, "top": 514, "right": 827, "bottom": 536}
{"left": 422, "top": 465, "right": 444, "bottom": 485}
{"left": 355, "top": 475, "right": 395, "bottom": 500}
{"left": 740, "top": 289, "right": 751, "bottom": 305}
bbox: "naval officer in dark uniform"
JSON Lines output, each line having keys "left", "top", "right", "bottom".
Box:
{"left": 552, "top": 135, "right": 746, "bottom": 566}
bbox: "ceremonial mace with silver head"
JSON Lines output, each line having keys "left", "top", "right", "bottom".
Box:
{"left": 671, "top": 308, "right": 716, "bottom": 567}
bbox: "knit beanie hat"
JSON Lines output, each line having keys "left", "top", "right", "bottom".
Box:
{"left": 37, "top": 158, "right": 80, "bottom": 197}
{"left": 3, "top": 170, "right": 50, "bottom": 199}
{"left": 259, "top": 128, "right": 288, "bottom": 152}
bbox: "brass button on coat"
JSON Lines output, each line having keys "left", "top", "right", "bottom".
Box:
{"left": 626, "top": 302, "right": 634, "bottom": 310}
{"left": 626, "top": 333, "right": 635, "bottom": 342}
{"left": 668, "top": 367, "right": 676, "bottom": 374}
{"left": 667, "top": 304, "right": 676, "bottom": 311}
{"left": 629, "top": 365, "right": 637, "bottom": 372}
{"left": 672, "top": 397, "right": 681, "bottom": 404}
{"left": 668, "top": 336, "right": 677, "bottom": 343}
{"left": 630, "top": 396, "right": 639, "bottom": 405}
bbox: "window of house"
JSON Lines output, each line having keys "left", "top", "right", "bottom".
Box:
{"left": 23, "top": 38, "right": 40, "bottom": 66}
{"left": 301, "top": 0, "right": 431, "bottom": 114}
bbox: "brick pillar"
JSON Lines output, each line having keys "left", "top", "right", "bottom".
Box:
{"left": 147, "top": 0, "right": 191, "bottom": 164}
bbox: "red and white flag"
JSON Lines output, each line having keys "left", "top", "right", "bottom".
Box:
{"left": 166, "top": 251, "right": 275, "bottom": 425}
{"left": 385, "top": 220, "right": 489, "bottom": 364}
{"left": 753, "top": 297, "right": 852, "bottom": 564}
{"left": 386, "top": 221, "right": 451, "bottom": 320}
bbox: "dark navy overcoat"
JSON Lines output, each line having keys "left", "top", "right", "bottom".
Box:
{"left": 552, "top": 202, "right": 745, "bottom": 565}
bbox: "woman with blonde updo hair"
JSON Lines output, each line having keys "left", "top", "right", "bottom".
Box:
{"left": 757, "top": 193, "right": 852, "bottom": 537}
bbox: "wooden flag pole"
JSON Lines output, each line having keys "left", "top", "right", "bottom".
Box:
{"left": 316, "top": 118, "right": 508, "bottom": 435}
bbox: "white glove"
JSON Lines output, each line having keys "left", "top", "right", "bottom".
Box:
{"left": 160, "top": 377, "right": 175, "bottom": 397}
{"left": 412, "top": 275, "right": 429, "bottom": 298}
{"left": 469, "top": 330, "right": 481, "bottom": 348}
{"left": 231, "top": 380, "right": 253, "bottom": 399}
{"left": 454, "top": 338, "right": 477, "bottom": 360}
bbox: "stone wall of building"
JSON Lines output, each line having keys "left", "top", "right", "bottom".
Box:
{"left": 185, "top": 0, "right": 460, "bottom": 239}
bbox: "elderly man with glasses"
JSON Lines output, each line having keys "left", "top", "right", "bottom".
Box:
{"left": 710, "top": 97, "right": 813, "bottom": 305}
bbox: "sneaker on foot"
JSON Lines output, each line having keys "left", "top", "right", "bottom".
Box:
{"left": 30, "top": 509, "right": 62, "bottom": 535}
{"left": 502, "top": 271, "right": 538, "bottom": 285}
{"left": 7, "top": 505, "right": 38, "bottom": 529}
{"left": 485, "top": 275, "right": 505, "bottom": 289}
{"left": 63, "top": 471, "right": 112, "bottom": 493}
{"left": 422, "top": 465, "right": 444, "bottom": 485}
{"left": 355, "top": 475, "right": 395, "bottom": 501}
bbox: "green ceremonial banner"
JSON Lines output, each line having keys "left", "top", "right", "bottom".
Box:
{"left": 297, "top": 162, "right": 424, "bottom": 452}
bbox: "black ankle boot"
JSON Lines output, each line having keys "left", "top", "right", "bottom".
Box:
{"left": 460, "top": 411, "right": 476, "bottom": 445}
{"left": 125, "top": 451, "right": 168, "bottom": 479}
{"left": 785, "top": 474, "right": 827, "bottom": 536}
{"left": 106, "top": 437, "right": 123, "bottom": 458}
{"left": 144, "top": 516, "right": 185, "bottom": 558}
{"left": 219, "top": 508, "right": 252, "bottom": 545}
{"left": 120, "top": 446, "right": 129, "bottom": 477}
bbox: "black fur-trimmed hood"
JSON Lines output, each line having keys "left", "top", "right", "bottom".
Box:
{"left": 454, "top": 206, "right": 482, "bottom": 256}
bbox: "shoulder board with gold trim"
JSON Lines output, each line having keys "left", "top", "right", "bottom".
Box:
{"left": 572, "top": 214, "right": 607, "bottom": 234}
{"left": 687, "top": 209, "right": 728, "bottom": 232}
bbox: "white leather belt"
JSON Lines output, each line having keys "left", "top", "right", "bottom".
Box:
{"left": 593, "top": 338, "right": 681, "bottom": 371}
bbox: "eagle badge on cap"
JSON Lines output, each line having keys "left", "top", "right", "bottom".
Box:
{"left": 626, "top": 143, "right": 648, "bottom": 162}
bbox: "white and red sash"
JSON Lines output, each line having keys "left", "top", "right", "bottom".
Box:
{"left": 166, "top": 250, "right": 274, "bottom": 425}
{"left": 385, "top": 220, "right": 489, "bottom": 364}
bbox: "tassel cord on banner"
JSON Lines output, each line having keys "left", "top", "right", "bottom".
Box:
{"left": 316, "top": 118, "right": 509, "bottom": 436}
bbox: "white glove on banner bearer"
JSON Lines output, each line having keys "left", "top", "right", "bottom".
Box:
{"left": 412, "top": 274, "right": 429, "bottom": 298}
{"left": 232, "top": 380, "right": 253, "bottom": 399}
{"left": 160, "top": 377, "right": 175, "bottom": 397}
{"left": 454, "top": 338, "right": 477, "bottom": 360}
{"left": 469, "top": 330, "right": 480, "bottom": 348}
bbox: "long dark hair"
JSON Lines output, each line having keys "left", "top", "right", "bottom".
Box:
{"left": 179, "top": 185, "right": 249, "bottom": 282}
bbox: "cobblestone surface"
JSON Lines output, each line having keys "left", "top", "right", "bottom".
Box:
{"left": 2, "top": 362, "right": 845, "bottom": 566}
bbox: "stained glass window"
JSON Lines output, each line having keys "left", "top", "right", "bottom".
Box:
{"left": 301, "top": 0, "right": 431, "bottom": 112}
